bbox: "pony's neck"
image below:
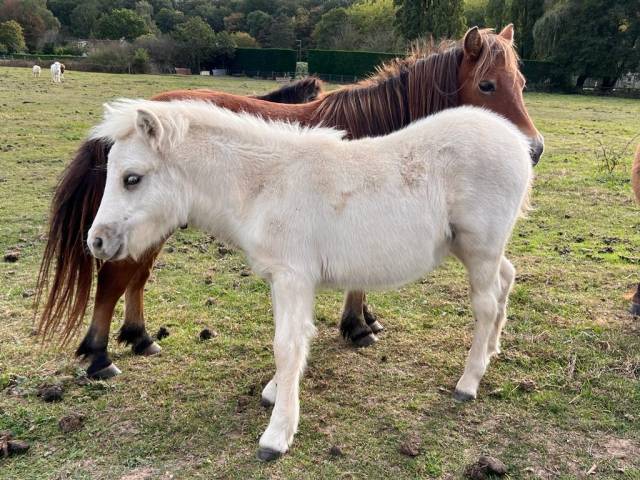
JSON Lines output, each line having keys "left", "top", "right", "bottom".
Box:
{"left": 313, "top": 47, "right": 461, "bottom": 139}
{"left": 175, "top": 123, "right": 334, "bottom": 247}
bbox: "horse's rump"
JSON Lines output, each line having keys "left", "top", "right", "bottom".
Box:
{"left": 632, "top": 144, "right": 640, "bottom": 204}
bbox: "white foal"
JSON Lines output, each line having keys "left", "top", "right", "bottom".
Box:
{"left": 87, "top": 99, "right": 533, "bottom": 460}
{"left": 32, "top": 65, "right": 41, "bottom": 77}
{"left": 50, "top": 62, "right": 61, "bottom": 83}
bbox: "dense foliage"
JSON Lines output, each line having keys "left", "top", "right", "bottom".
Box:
{"left": 0, "top": 0, "right": 636, "bottom": 86}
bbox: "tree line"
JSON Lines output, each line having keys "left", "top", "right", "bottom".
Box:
{"left": 0, "top": 0, "right": 638, "bottom": 86}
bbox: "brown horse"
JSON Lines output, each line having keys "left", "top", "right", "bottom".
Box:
{"left": 630, "top": 145, "right": 640, "bottom": 314}
{"left": 253, "top": 77, "right": 323, "bottom": 103}
{"left": 37, "top": 25, "right": 544, "bottom": 379}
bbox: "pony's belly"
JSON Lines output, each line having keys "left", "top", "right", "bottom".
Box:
{"left": 322, "top": 238, "right": 450, "bottom": 290}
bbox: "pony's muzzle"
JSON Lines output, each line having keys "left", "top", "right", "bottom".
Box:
{"left": 88, "top": 223, "right": 124, "bottom": 261}
{"left": 529, "top": 135, "right": 544, "bottom": 166}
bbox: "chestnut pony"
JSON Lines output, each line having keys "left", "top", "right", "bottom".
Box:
{"left": 37, "top": 26, "right": 544, "bottom": 379}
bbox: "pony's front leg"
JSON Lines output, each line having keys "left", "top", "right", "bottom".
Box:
{"left": 76, "top": 261, "right": 135, "bottom": 379}
{"left": 258, "top": 273, "right": 315, "bottom": 461}
{"left": 454, "top": 258, "right": 502, "bottom": 402}
{"left": 117, "top": 248, "right": 162, "bottom": 356}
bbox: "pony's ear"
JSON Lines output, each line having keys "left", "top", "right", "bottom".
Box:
{"left": 135, "top": 108, "right": 164, "bottom": 151}
{"left": 463, "top": 26, "right": 483, "bottom": 60}
{"left": 499, "top": 24, "right": 515, "bottom": 44}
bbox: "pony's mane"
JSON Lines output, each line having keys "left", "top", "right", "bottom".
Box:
{"left": 253, "top": 77, "right": 323, "bottom": 103}
{"left": 311, "top": 28, "right": 519, "bottom": 139}
{"left": 91, "top": 99, "right": 345, "bottom": 149}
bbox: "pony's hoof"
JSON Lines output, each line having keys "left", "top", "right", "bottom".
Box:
{"left": 367, "top": 320, "right": 384, "bottom": 334}
{"left": 352, "top": 332, "right": 378, "bottom": 348}
{"left": 630, "top": 303, "right": 640, "bottom": 316}
{"left": 141, "top": 342, "right": 162, "bottom": 356}
{"left": 453, "top": 389, "right": 476, "bottom": 403}
{"left": 260, "top": 396, "right": 275, "bottom": 408}
{"left": 256, "top": 447, "right": 283, "bottom": 462}
{"left": 88, "top": 363, "right": 122, "bottom": 380}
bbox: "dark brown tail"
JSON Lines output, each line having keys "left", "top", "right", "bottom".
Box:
{"left": 254, "top": 77, "right": 324, "bottom": 104}
{"left": 35, "top": 138, "right": 111, "bottom": 343}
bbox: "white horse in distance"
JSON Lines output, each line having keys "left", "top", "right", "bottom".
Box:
{"left": 50, "top": 62, "right": 64, "bottom": 83}
{"left": 87, "top": 99, "right": 533, "bottom": 460}
{"left": 32, "top": 65, "right": 41, "bottom": 77}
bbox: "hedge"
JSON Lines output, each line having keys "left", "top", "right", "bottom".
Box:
{"left": 521, "top": 60, "right": 571, "bottom": 89}
{"left": 308, "top": 49, "right": 400, "bottom": 78}
{"left": 229, "top": 48, "right": 296, "bottom": 75}
{"left": 5, "top": 53, "right": 85, "bottom": 61}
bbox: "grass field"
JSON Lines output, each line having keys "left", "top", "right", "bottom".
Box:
{"left": 0, "top": 66, "right": 639, "bottom": 479}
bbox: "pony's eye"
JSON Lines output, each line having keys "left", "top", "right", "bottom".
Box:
{"left": 479, "top": 81, "right": 496, "bottom": 93}
{"left": 124, "top": 174, "right": 142, "bottom": 189}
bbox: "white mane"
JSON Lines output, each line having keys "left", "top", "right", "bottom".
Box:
{"left": 90, "top": 98, "right": 346, "bottom": 149}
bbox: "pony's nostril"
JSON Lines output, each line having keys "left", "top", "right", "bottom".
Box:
{"left": 93, "top": 237, "right": 103, "bottom": 250}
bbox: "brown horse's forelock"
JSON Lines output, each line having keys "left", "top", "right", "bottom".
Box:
{"left": 310, "top": 42, "right": 462, "bottom": 139}
{"left": 254, "top": 77, "right": 324, "bottom": 104}
{"left": 35, "top": 138, "right": 110, "bottom": 343}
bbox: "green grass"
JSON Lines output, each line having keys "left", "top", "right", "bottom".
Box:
{"left": 1, "top": 66, "right": 639, "bottom": 479}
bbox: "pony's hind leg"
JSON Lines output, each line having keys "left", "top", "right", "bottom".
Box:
{"left": 339, "top": 291, "right": 382, "bottom": 347}
{"left": 117, "top": 249, "right": 162, "bottom": 356}
{"left": 487, "top": 256, "right": 515, "bottom": 357}
{"left": 258, "top": 273, "right": 315, "bottom": 461}
{"left": 76, "top": 261, "right": 137, "bottom": 379}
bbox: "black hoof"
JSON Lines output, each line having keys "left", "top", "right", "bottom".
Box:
{"left": 88, "top": 363, "right": 122, "bottom": 380}
{"left": 257, "top": 447, "right": 283, "bottom": 462}
{"left": 353, "top": 332, "right": 378, "bottom": 348}
{"left": 367, "top": 320, "right": 384, "bottom": 334}
{"left": 260, "top": 396, "right": 275, "bottom": 408}
{"left": 630, "top": 303, "right": 640, "bottom": 316}
{"left": 363, "top": 306, "right": 384, "bottom": 333}
{"left": 453, "top": 389, "right": 476, "bottom": 402}
{"left": 140, "top": 342, "right": 162, "bottom": 356}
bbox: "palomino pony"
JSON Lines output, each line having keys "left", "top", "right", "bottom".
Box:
{"left": 37, "top": 25, "right": 544, "bottom": 379}
{"left": 87, "top": 99, "right": 532, "bottom": 460}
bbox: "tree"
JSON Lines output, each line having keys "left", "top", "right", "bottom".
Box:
{"left": 485, "top": 0, "right": 509, "bottom": 30}
{"left": 464, "top": 0, "right": 488, "bottom": 28}
{"left": 246, "top": 10, "right": 272, "bottom": 46}
{"left": 394, "top": 0, "right": 466, "bottom": 40}
{"left": 95, "top": 8, "right": 149, "bottom": 40}
{"left": 155, "top": 8, "right": 184, "bottom": 33}
{"left": 0, "top": 19, "right": 26, "bottom": 52}
{"left": 223, "top": 12, "right": 245, "bottom": 32}
{"left": 47, "top": 0, "right": 80, "bottom": 28}
{"left": 510, "top": 0, "right": 544, "bottom": 58}
{"left": 69, "top": 0, "right": 101, "bottom": 38}
{"left": 209, "top": 30, "right": 235, "bottom": 67}
{"left": 533, "top": 0, "right": 640, "bottom": 90}
{"left": 172, "top": 15, "right": 215, "bottom": 70}
{"left": 267, "top": 14, "right": 295, "bottom": 48}
{"left": 0, "top": 0, "right": 60, "bottom": 50}
{"left": 312, "top": 7, "right": 349, "bottom": 47}
{"left": 346, "top": 0, "right": 403, "bottom": 51}
{"left": 230, "top": 31, "right": 259, "bottom": 47}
